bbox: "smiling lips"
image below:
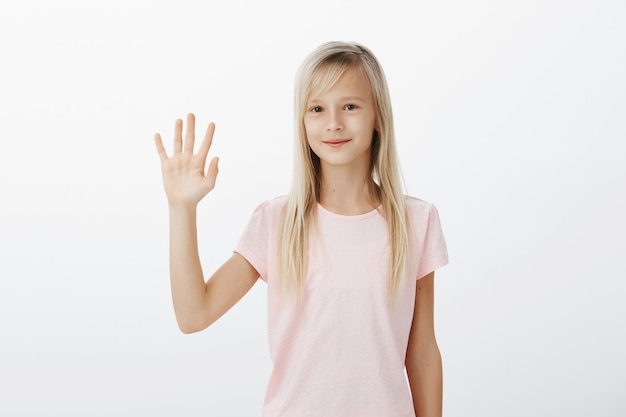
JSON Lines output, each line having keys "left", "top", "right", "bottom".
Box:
{"left": 323, "top": 139, "right": 351, "bottom": 148}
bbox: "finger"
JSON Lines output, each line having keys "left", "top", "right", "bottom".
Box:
{"left": 198, "top": 122, "right": 216, "bottom": 160}
{"left": 184, "top": 113, "right": 195, "bottom": 153}
{"left": 173, "top": 118, "right": 183, "bottom": 154}
{"left": 207, "top": 156, "right": 219, "bottom": 177}
{"left": 154, "top": 133, "right": 168, "bottom": 161}
{"left": 204, "top": 157, "right": 219, "bottom": 191}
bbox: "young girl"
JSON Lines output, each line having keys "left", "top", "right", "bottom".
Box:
{"left": 154, "top": 41, "right": 448, "bottom": 417}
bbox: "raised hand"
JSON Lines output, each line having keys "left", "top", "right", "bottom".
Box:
{"left": 154, "top": 113, "right": 219, "bottom": 207}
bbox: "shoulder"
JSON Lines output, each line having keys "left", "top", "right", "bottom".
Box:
{"left": 250, "top": 195, "right": 287, "bottom": 210}
{"left": 238, "top": 196, "right": 287, "bottom": 244}
{"left": 403, "top": 195, "right": 446, "bottom": 233}
{"left": 267, "top": 195, "right": 288, "bottom": 209}
{"left": 246, "top": 195, "right": 287, "bottom": 224}
{"left": 254, "top": 195, "right": 287, "bottom": 215}
{"left": 404, "top": 195, "right": 438, "bottom": 216}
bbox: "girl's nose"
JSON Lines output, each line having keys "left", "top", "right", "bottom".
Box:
{"left": 326, "top": 110, "right": 344, "bottom": 131}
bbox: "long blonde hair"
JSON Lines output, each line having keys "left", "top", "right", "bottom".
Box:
{"left": 278, "top": 41, "right": 409, "bottom": 298}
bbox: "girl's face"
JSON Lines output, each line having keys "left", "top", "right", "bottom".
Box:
{"left": 304, "top": 68, "right": 376, "bottom": 172}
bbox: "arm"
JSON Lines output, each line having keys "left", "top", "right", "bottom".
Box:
{"left": 405, "top": 271, "right": 443, "bottom": 417}
{"left": 155, "top": 113, "right": 259, "bottom": 334}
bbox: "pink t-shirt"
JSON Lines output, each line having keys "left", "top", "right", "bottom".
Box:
{"left": 234, "top": 196, "right": 448, "bottom": 417}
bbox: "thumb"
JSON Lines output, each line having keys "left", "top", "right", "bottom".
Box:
{"left": 207, "top": 157, "right": 219, "bottom": 177}
{"left": 204, "top": 157, "right": 219, "bottom": 192}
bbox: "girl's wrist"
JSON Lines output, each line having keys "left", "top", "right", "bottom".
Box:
{"left": 168, "top": 201, "right": 198, "bottom": 214}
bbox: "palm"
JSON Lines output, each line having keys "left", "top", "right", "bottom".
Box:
{"left": 154, "top": 113, "right": 219, "bottom": 206}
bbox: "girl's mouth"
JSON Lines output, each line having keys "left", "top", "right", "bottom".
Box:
{"left": 323, "top": 139, "right": 351, "bottom": 148}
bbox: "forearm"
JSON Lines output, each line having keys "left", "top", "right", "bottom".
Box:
{"left": 168, "top": 204, "right": 208, "bottom": 332}
{"left": 406, "top": 345, "right": 443, "bottom": 417}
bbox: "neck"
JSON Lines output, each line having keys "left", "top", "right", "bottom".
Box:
{"left": 318, "top": 163, "right": 378, "bottom": 215}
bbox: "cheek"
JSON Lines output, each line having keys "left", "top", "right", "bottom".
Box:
{"left": 303, "top": 124, "right": 315, "bottom": 148}
{"left": 304, "top": 118, "right": 319, "bottom": 139}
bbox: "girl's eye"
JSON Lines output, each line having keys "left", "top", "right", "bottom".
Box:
{"left": 311, "top": 106, "right": 323, "bottom": 113}
{"left": 345, "top": 104, "right": 357, "bottom": 110}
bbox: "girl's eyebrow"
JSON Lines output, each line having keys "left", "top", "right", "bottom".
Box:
{"left": 338, "top": 96, "right": 367, "bottom": 102}
{"left": 307, "top": 96, "right": 367, "bottom": 104}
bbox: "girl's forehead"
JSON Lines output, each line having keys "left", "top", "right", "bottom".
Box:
{"left": 308, "top": 66, "right": 371, "bottom": 100}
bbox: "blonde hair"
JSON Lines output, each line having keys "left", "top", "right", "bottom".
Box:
{"left": 278, "top": 41, "right": 409, "bottom": 298}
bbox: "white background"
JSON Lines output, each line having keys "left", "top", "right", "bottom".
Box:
{"left": 1, "top": 1, "right": 624, "bottom": 416}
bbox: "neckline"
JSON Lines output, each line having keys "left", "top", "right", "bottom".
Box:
{"left": 316, "top": 202, "right": 381, "bottom": 220}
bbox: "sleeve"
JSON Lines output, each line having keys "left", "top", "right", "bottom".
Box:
{"left": 233, "top": 200, "right": 272, "bottom": 282}
{"left": 415, "top": 203, "right": 449, "bottom": 280}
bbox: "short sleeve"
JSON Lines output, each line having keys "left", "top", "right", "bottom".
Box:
{"left": 234, "top": 196, "right": 285, "bottom": 282}
{"left": 415, "top": 202, "right": 449, "bottom": 280}
{"left": 233, "top": 200, "right": 273, "bottom": 282}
